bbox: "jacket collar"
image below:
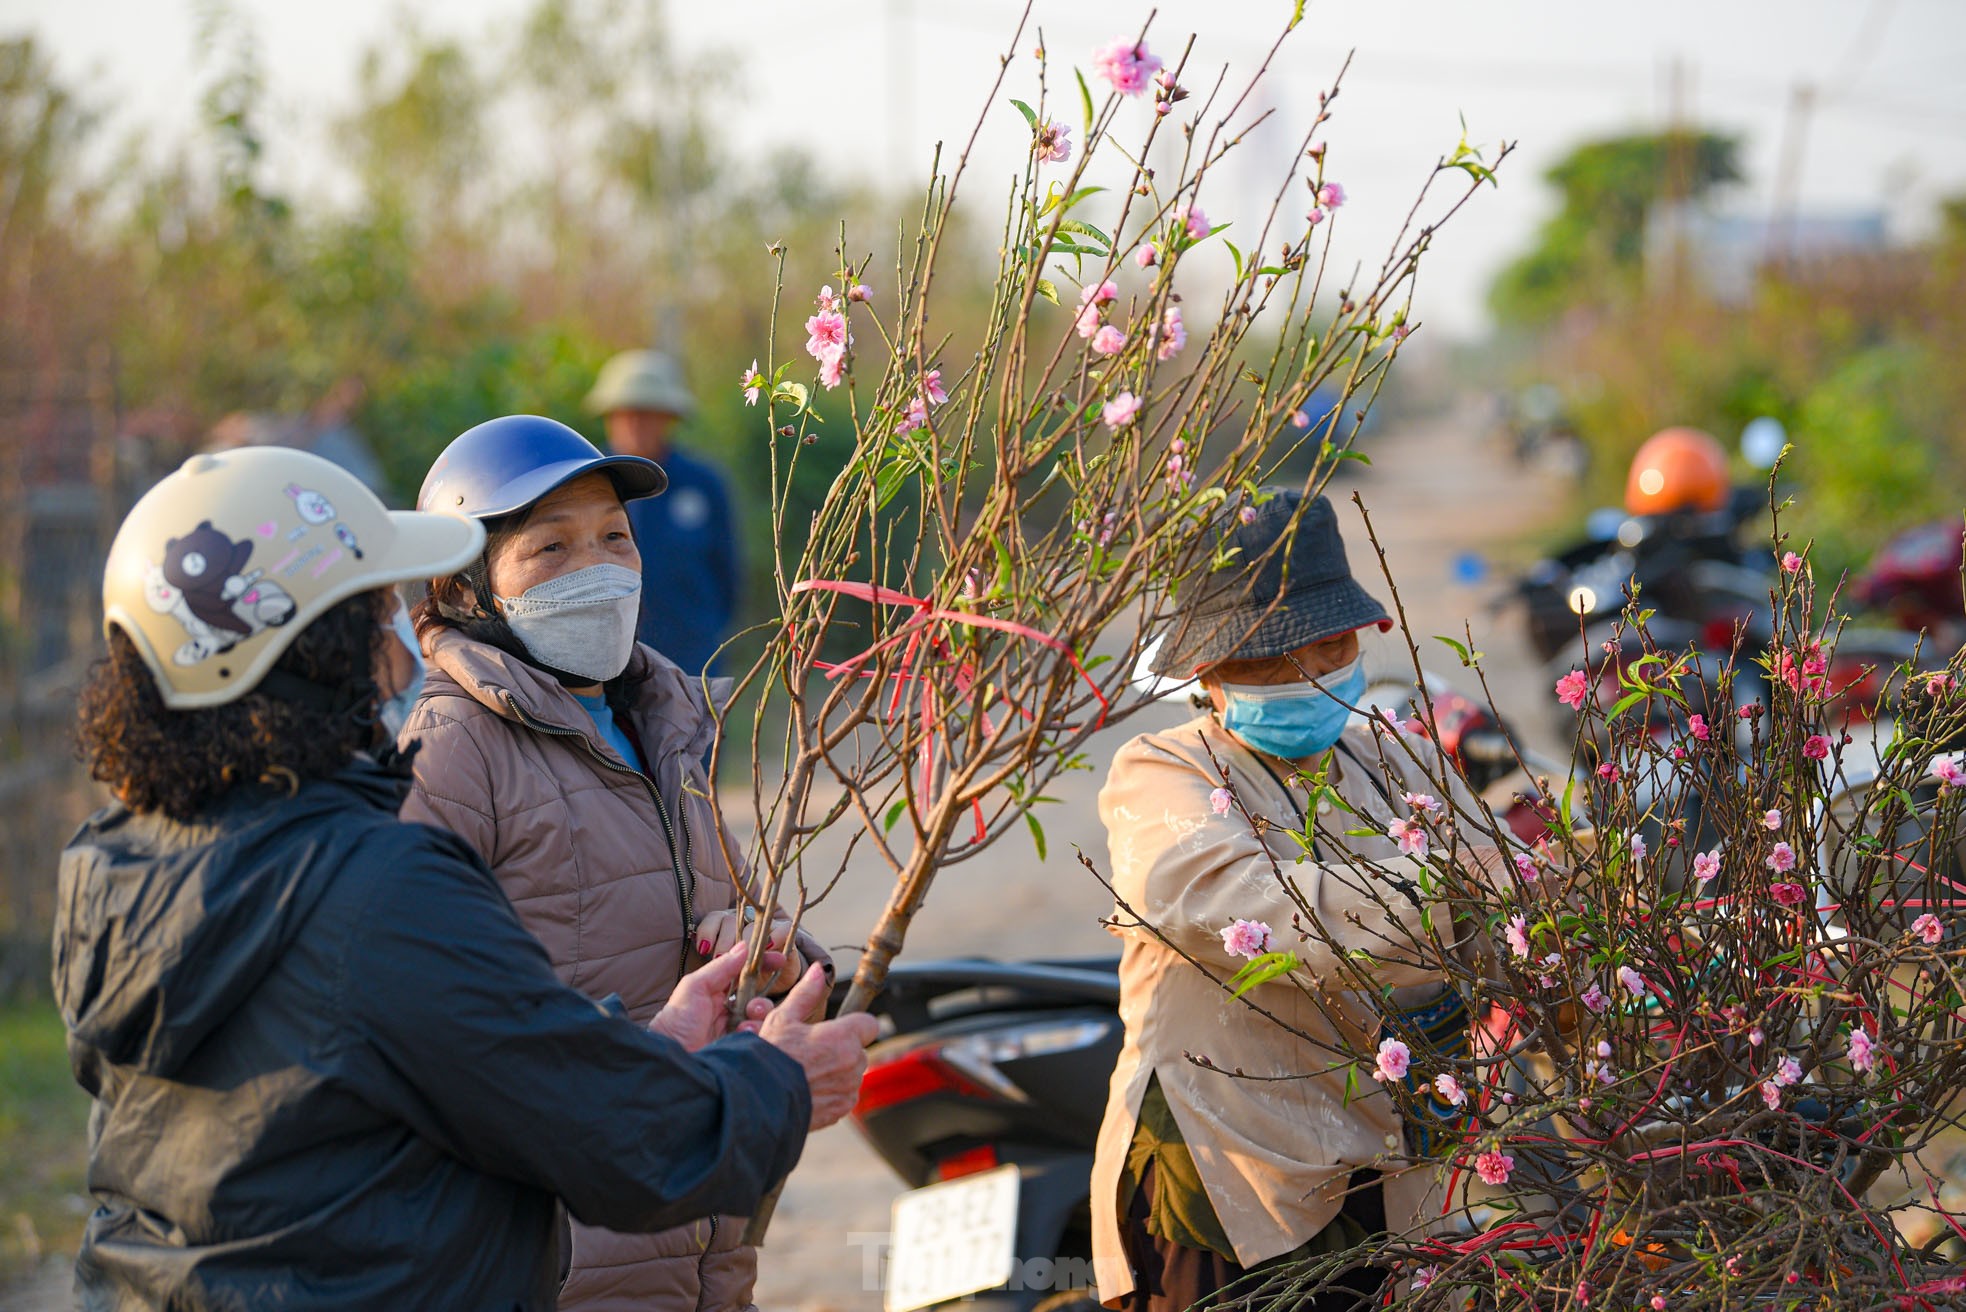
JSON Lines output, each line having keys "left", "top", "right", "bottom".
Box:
{"left": 423, "top": 625, "right": 726, "bottom": 762}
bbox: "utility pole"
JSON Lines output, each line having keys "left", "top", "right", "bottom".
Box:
{"left": 1768, "top": 82, "right": 1817, "bottom": 272}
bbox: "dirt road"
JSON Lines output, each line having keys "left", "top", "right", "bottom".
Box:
{"left": 0, "top": 404, "right": 1572, "bottom": 1312}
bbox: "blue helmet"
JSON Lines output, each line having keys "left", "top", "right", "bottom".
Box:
{"left": 416, "top": 414, "right": 666, "bottom": 520}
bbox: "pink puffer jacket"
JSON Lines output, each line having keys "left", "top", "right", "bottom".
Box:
{"left": 399, "top": 626, "right": 829, "bottom": 1312}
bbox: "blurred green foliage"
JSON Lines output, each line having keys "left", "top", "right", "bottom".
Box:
{"left": 1492, "top": 129, "right": 1965, "bottom": 582}
{"left": 0, "top": 999, "right": 88, "bottom": 1285}
{"left": 1490, "top": 131, "right": 1743, "bottom": 326}
{"left": 3, "top": 0, "right": 981, "bottom": 661}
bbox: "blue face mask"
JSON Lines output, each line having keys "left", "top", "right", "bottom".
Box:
{"left": 1219, "top": 658, "right": 1366, "bottom": 759}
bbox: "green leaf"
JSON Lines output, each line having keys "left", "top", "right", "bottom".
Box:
{"left": 1058, "top": 219, "right": 1112, "bottom": 247}
{"left": 883, "top": 797, "right": 909, "bottom": 832}
{"left": 1434, "top": 635, "right": 1471, "bottom": 666}
{"left": 875, "top": 460, "right": 913, "bottom": 509}
{"left": 1076, "top": 69, "right": 1095, "bottom": 132}
{"left": 1060, "top": 185, "right": 1106, "bottom": 213}
{"left": 1608, "top": 690, "right": 1648, "bottom": 720}
{"left": 771, "top": 381, "right": 810, "bottom": 412}
{"left": 1035, "top": 278, "right": 1060, "bottom": 305}
{"left": 1010, "top": 97, "right": 1039, "bottom": 128}
{"left": 990, "top": 531, "right": 1014, "bottom": 599}
{"left": 1228, "top": 950, "right": 1300, "bottom": 998}
{"left": 1084, "top": 653, "right": 1113, "bottom": 671}
{"left": 1341, "top": 1061, "right": 1360, "bottom": 1107}
{"left": 1025, "top": 812, "right": 1048, "bottom": 862}
{"left": 1344, "top": 826, "right": 1380, "bottom": 838}
{"left": 1226, "top": 240, "right": 1244, "bottom": 281}
{"left": 1290, "top": 0, "right": 1307, "bottom": 29}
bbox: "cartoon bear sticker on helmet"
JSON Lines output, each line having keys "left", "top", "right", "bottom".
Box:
{"left": 144, "top": 520, "right": 298, "bottom": 667}
{"left": 287, "top": 483, "right": 336, "bottom": 525}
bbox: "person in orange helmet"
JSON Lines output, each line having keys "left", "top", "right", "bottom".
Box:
{"left": 1624, "top": 427, "right": 1731, "bottom": 518}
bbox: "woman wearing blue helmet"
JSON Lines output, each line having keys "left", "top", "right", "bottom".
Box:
{"left": 401, "top": 415, "right": 833, "bottom": 1312}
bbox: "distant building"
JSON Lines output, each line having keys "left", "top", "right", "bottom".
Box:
{"left": 1646, "top": 202, "right": 1889, "bottom": 303}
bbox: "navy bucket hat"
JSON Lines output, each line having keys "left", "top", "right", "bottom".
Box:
{"left": 1150, "top": 490, "right": 1392, "bottom": 676}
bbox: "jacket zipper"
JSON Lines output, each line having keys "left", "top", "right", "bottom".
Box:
{"left": 498, "top": 694, "right": 697, "bottom": 966}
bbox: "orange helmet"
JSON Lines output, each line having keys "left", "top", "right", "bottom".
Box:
{"left": 1624, "top": 427, "right": 1730, "bottom": 516}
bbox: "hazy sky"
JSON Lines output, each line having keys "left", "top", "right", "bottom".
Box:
{"left": 10, "top": 0, "right": 1966, "bottom": 337}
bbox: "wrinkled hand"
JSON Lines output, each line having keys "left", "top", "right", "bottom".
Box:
{"left": 694, "top": 908, "right": 802, "bottom": 995}
{"left": 649, "top": 945, "right": 772, "bottom": 1053}
{"left": 758, "top": 965, "right": 881, "bottom": 1130}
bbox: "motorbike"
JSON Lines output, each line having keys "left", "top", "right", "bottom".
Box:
{"left": 839, "top": 957, "right": 1119, "bottom": 1312}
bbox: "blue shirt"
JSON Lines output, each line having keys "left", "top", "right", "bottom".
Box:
{"left": 622, "top": 445, "right": 741, "bottom": 676}
{"left": 573, "top": 692, "right": 644, "bottom": 774}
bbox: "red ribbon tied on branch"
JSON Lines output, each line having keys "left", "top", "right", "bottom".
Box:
{"left": 789, "top": 578, "right": 1112, "bottom": 843}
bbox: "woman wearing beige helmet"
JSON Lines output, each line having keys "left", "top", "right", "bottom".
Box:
{"left": 56, "top": 446, "right": 874, "bottom": 1312}
{"left": 398, "top": 415, "right": 832, "bottom": 1312}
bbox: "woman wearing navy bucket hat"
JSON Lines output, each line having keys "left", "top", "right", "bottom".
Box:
{"left": 399, "top": 416, "right": 835, "bottom": 1312}
{"left": 1088, "top": 490, "right": 1509, "bottom": 1311}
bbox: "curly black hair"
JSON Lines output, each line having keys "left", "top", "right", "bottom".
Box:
{"left": 76, "top": 590, "right": 390, "bottom": 821}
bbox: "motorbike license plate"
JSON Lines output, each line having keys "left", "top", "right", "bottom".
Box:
{"left": 884, "top": 1163, "right": 1020, "bottom": 1312}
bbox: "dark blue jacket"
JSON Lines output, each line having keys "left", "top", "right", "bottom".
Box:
{"left": 624, "top": 445, "right": 740, "bottom": 675}
{"left": 51, "top": 755, "right": 808, "bottom": 1311}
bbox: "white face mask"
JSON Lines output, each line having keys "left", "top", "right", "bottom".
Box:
{"left": 378, "top": 607, "right": 426, "bottom": 741}
{"left": 496, "top": 562, "right": 642, "bottom": 683}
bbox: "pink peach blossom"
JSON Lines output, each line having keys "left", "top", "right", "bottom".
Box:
{"left": 1767, "top": 842, "right": 1797, "bottom": 874}
{"left": 740, "top": 360, "right": 764, "bottom": 407}
{"left": 1402, "top": 792, "right": 1441, "bottom": 814}
{"left": 1555, "top": 669, "right": 1589, "bottom": 710}
{"left": 1176, "top": 203, "right": 1209, "bottom": 241}
{"left": 1209, "top": 786, "right": 1233, "bottom": 816}
{"left": 1803, "top": 734, "right": 1831, "bottom": 760}
{"left": 1782, "top": 551, "right": 1803, "bottom": 573}
{"left": 1473, "top": 1150, "right": 1514, "bottom": 1185}
{"left": 817, "top": 351, "right": 847, "bottom": 389}
{"left": 1238, "top": 505, "right": 1257, "bottom": 525}
{"left": 1688, "top": 713, "right": 1709, "bottom": 741}
{"left": 1155, "top": 305, "right": 1187, "bottom": 361}
{"left": 1135, "top": 242, "right": 1158, "bottom": 268}
{"left": 814, "top": 285, "right": 840, "bottom": 312}
{"left": 1387, "top": 817, "right": 1429, "bottom": 858}
{"left": 1305, "top": 206, "right": 1326, "bottom": 227}
{"left": 1773, "top": 1054, "right": 1803, "bottom": 1087}
{"left": 1033, "top": 119, "right": 1072, "bottom": 164}
{"left": 1079, "top": 279, "right": 1119, "bottom": 307}
{"left": 1582, "top": 983, "right": 1609, "bottom": 1014}
{"left": 1317, "top": 180, "right": 1347, "bottom": 209}
{"left": 1101, "top": 391, "right": 1142, "bottom": 429}
{"left": 1505, "top": 914, "right": 1531, "bottom": 959}
{"left": 1848, "top": 1026, "right": 1877, "bottom": 1074}
{"left": 1914, "top": 913, "right": 1944, "bottom": 945}
{"left": 1763, "top": 808, "right": 1782, "bottom": 831}
{"left": 1220, "top": 918, "right": 1273, "bottom": 959}
{"left": 1091, "top": 324, "right": 1127, "bottom": 356}
{"left": 1617, "top": 965, "right": 1649, "bottom": 997}
{"left": 805, "top": 308, "right": 848, "bottom": 357}
{"left": 1932, "top": 757, "right": 1966, "bottom": 790}
{"left": 1091, "top": 38, "right": 1163, "bottom": 96}
{"left": 1760, "top": 1079, "right": 1782, "bottom": 1110}
{"left": 1373, "top": 1037, "right": 1411, "bottom": 1082}
{"left": 1290, "top": 409, "right": 1311, "bottom": 429}
{"left": 1434, "top": 1073, "right": 1467, "bottom": 1107}
{"left": 1770, "top": 880, "right": 1805, "bottom": 906}
{"left": 1692, "top": 850, "right": 1721, "bottom": 883}
{"left": 1513, "top": 852, "right": 1540, "bottom": 883}
{"left": 1074, "top": 302, "right": 1104, "bottom": 339}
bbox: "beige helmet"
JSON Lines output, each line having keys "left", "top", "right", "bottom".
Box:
{"left": 102, "top": 447, "right": 486, "bottom": 709}
{"left": 584, "top": 348, "right": 696, "bottom": 417}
